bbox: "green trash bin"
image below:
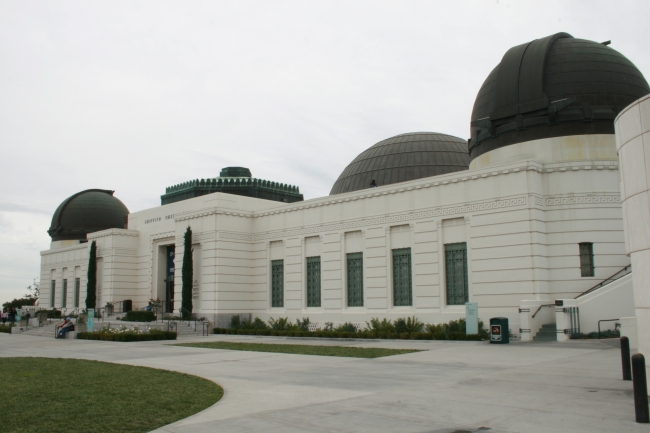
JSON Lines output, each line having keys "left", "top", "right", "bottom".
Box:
{"left": 490, "top": 317, "right": 509, "bottom": 344}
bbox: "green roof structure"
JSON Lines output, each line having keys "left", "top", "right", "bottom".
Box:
{"left": 161, "top": 167, "right": 304, "bottom": 205}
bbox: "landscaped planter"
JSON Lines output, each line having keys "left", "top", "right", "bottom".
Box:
{"left": 212, "top": 327, "right": 487, "bottom": 341}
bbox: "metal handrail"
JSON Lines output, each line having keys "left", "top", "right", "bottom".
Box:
{"left": 598, "top": 319, "right": 620, "bottom": 339}
{"left": 532, "top": 304, "right": 555, "bottom": 319}
{"left": 201, "top": 321, "right": 212, "bottom": 336}
{"left": 576, "top": 265, "right": 632, "bottom": 299}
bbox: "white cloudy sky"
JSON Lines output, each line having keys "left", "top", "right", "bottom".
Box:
{"left": 1, "top": 0, "right": 649, "bottom": 303}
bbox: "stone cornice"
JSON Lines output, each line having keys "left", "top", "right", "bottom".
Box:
{"left": 88, "top": 229, "right": 140, "bottom": 240}
{"left": 41, "top": 244, "right": 88, "bottom": 256}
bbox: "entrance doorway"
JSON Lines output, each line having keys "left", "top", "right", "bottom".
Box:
{"left": 164, "top": 245, "right": 175, "bottom": 313}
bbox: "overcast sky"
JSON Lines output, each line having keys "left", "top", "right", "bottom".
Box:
{"left": 1, "top": 0, "right": 649, "bottom": 304}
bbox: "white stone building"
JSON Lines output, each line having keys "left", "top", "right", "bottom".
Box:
{"left": 40, "top": 32, "right": 649, "bottom": 338}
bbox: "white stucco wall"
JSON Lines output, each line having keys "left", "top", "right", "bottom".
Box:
{"left": 615, "top": 93, "right": 650, "bottom": 367}
{"left": 40, "top": 133, "right": 631, "bottom": 331}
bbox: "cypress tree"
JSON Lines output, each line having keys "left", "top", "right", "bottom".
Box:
{"left": 181, "top": 226, "right": 193, "bottom": 318}
{"left": 85, "top": 241, "right": 97, "bottom": 309}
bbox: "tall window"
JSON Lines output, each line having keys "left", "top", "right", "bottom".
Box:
{"left": 445, "top": 243, "right": 468, "bottom": 305}
{"left": 579, "top": 243, "right": 594, "bottom": 277}
{"left": 50, "top": 280, "right": 56, "bottom": 308}
{"left": 61, "top": 279, "right": 68, "bottom": 308}
{"left": 392, "top": 248, "right": 412, "bottom": 306}
{"left": 306, "top": 256, "right": 321, "bottom": 307}
{"left": 271, "top": 260, "right": 284, "bottom": 308}
{"left": 347, "top": 252, "right": 363, "bottom": 307}
{"left": 74, "top": 278, "right": 81, "bottom": 308}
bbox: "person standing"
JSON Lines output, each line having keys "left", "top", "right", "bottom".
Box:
{"left": 8, "top": 308, "right": 16, "bottom": 324}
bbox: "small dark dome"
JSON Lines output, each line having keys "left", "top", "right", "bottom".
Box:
{"left": 48, "top": 189, "right": 129, "bottom": 241}
{"left": 469, "top": 32, "right": 650, "bottom": 161}
{"left": 330, "top": 132, "right": 469, "bottom": 195}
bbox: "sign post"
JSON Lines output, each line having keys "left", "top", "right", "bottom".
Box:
{"left": 465, "top": 302, "right": 478, "bottom": 334}
{"left": 87, "top": 308, "right": 94, "bottom": 332}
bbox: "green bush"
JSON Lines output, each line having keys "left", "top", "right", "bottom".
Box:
{"left": 366, "top": 318, "right": 394, "bottom": 336}
{"left": 296, "top": 318, "right": 310, "bottom": 331}
{"left": 269, "top": 317, "right": 292, "bottom": 330}
{"left": 0, "top": 324, "right": 13, "bottom": 333}
{"left": 334, "top": 322, "right": 357, "bottom": 333}
{"left": 123, "top": 311, "right": 156, "bottom": 322}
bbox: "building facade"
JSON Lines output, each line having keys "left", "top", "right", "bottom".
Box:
{"left": 40, "top": 32, "right": 649, "bottom": 335}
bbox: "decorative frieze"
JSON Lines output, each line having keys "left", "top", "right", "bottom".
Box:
{"left": 253, "top": 196, "right": 528, "bottom": 241}
{"left": 219, "top": 232, "right": 253, "bottom": 241}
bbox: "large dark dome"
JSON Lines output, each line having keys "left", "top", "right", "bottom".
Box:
{"left": 330, "top": 132, "right": 469, "bottom": 195}
{"left": 469, "top": 32, "right": 650, "bottom": 161}
{"left": 48, "top": 189, "right": 129, "bottom": 241}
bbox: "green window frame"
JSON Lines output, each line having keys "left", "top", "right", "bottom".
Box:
{"left": 306, "top": 256, "right": 321, "bottom": 307}
{"left": 271, "top": 260, "right": 284, "bottom": 308}
{"left": 347, "top": 252, "right": 364, "bottom": 307}
{"left": 61, "top": 279, "right": 68, "bottom": 308}
{"left": 445, "top": 242, "right": 468, "bottom": 305}
{"left": 579, "top": 243, "right": 594, "bottom": 277}
{"left": 50, "top": 280, "right": 56, "bottom": 308}
{"left": 74, "top": 278, "right": 81, "bottom": 308}
{"left": 392, "top": 248, "right": 412, "bottom": 306}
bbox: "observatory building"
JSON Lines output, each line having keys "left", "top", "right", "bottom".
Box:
{"left": 40, "top": 32, "right": 649, "bottom": 339}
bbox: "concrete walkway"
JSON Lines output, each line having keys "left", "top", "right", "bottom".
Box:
{"left": 0, "top": 333, "right": 645, "bottom": 433}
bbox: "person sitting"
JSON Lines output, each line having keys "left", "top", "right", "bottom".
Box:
{"left": 145, "top": 302, "right": 152, "bottom": 311}
{"left": 57, "top": 317, "right": 75, "bottom": 338}
{"left": 369, "top": 179, "right": 377, "bottom": 188}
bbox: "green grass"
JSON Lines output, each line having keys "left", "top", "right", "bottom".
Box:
{"left": 0, "top": 357, "right": 223, "bottom": 433}
{"left": 175, "top": 341, "right": 421, "bottom": 358}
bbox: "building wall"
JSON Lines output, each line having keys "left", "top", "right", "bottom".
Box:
{"left": 39, "top": 134, "right": 629, "bottom": 331}
{"left": 615, "top": 93, "right": 650, "bottom": 367}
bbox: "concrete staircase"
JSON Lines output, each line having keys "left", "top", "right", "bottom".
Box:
{"left": 533, "top": 324, "right": 557, "bottom": 342}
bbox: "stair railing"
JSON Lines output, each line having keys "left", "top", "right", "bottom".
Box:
{"left": 576, "top": 265, "right": 632, "bottom": 299}
{"left": 531, "top": 304, "right": 555, "bottom": 319}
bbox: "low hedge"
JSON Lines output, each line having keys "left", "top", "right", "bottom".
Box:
{"left": 0, "top": 324, "right": 13, "bottom": 333}
{"left": 122, "top": 311, "right": 156, "bottom": 322}
{"left": 213, "top": 327, "right": 486, "bottom": 341}
{"left": 77, "top": 330, "right": 176, "bottom": 342}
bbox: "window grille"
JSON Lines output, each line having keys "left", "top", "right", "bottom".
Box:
{"left": 392, "top": 248, "right": 412, "bottom": 306}
{"left": 445, "top": 242, "right": 468, "bottom": 305}
{"left": 579, "top": 243, "right": 594, "bottom": 277}
{"left": 62, "top": 279, "right": 68, "bottom": 308}
{"left": 347, "top": 252, "right": 364, "bottom": 307}
{"left": 51, "top": 280, "right": 55, "bottom": 308}
{"left": 74, "top": 278, "right": 80, "bottom": 308}
{"left": 307, "top": 256, "right": 321, "bottom": 307}
{"left": 271, "top": 260, "right": 284, "bottom": 307}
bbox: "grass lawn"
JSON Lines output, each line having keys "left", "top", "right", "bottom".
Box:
{"left": 175, "top": 341, "right": 421, "bottom": 358}
{"left": 1, "top": 357, "right": 223, "bottom": 433}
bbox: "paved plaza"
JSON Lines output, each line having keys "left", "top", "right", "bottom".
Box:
{"left": 1, "top": 333, "right": 645, "bottom": 433}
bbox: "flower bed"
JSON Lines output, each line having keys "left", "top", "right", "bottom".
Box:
{"left": 77, "top": 326, "right": 176, "bottom": 342}
{"left": 213, "top": 327, "right": 485, "bottom": 340}
{"left": 215, "top": 316, "right": 489, "bottom": 341}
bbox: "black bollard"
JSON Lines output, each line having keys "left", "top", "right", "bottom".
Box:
{"left": 632, "top": 353, "right": 650, "bottom": 423}
{"left": 622, "top": 337, "right": 632, "bottom": 380}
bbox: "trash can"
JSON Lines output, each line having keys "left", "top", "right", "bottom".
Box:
{"left": 123, "top": 299, "right": 132, "bottom": 313}
{"left": 490, "top": 317, "right": 509, "bottom": 344}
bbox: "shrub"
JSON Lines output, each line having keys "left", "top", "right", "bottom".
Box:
{"left": 366, "top": 318, "right": 394, "bottom": 336}
{"left": 0, "top": 325, "right": 13, "bottom": 333}
{"left": 424, "top": 318, "right": 489, "bottom": 340}
{"left": 334, "top": 322, "right": 358, "bottom": 333}
{"left": 296, "top": 318, "right": 310, "bottom": 331}
{"left": 269, "top": 317, "right": 292, "bottom": 330}
{"left": 323, "top": 322, "right": 334, "bottom": 331}
{"left": 123, "top": 311, "right": 156, "bottom": 322}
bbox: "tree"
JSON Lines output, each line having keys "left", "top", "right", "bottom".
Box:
{"left": 181, "top": 226, "right": 193, "bottom": 318}
{"left": 3, "top": 279, "right": 40, "bottom": 310}
{"left": 86, "top": 241, "right": 97, "bottom": 309}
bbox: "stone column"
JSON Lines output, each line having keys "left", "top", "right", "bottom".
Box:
{"left": 615, "top": 94, "right": 650, "bottom": 371}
